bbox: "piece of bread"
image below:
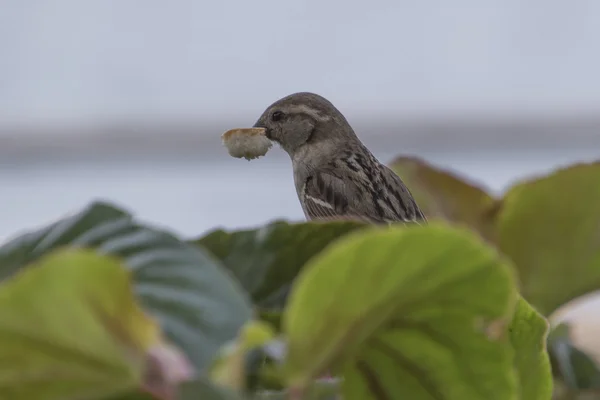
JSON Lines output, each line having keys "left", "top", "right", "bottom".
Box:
{"left": 221, "top": 128, "right": 273, "bottom": 160}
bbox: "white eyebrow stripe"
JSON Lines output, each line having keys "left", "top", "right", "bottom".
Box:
{"left": 286, "top": 104, "right": 332, "bottom": 122}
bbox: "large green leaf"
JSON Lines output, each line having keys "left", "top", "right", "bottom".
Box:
{"left": 116, "top": 378, "right": 247, "bottom": 400}
{"left": 177, "top": 378, "right": 244, "bottom": 400}
{"left": 0, "top": 201, "right": 253, "bottom": 370}
{"left": 194, "top": 220, "right": 367, "bottom": 308}
{"left": 509, "top": 296, "right": 553, "bottom": 399}
{"left": 247, "top": 381, "right": 340, "bottom": 400}
{"left": 497, "top": 162, "right": 600, "bottom": 315}
{"left": 120, "top": 380, "right": 341, "bottom": 400}
{"left": 0, "top": 249, "right": 166, "bottom": 399}
{"left": 283, "top": 224, "right": 520, "bottom": 400}
{"left": 390, "top": 156, "right": 497, "bottom": 239}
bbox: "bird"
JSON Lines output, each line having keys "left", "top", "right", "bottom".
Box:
{"left": 252, "top": 92, "right": 426, "bottom": 225}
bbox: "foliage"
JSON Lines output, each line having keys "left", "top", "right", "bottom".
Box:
{"left": 391, "top": 156, "right": 600, "bottom": 398}
{"left": 194, "top": 220, "right": 367, "bottom": 309}
{"left": 0, "top": 249, "right": 191, "bottom": 399}
{"left": 5, "top": 154, "right": 599, "bottom": 399}
{"left": 0, "top": 202, "right": 253, "bottom": 371}
{"left": 497, "top": 163, "right": 600, "bottom": 315}
{"left": 391, "top": 156, "right": 497, "bottom": 240}
{"left": 510, "top": 297, "right": 553, "bottom": 400}
{"left": 283, "top": 226, "right": 519, "bottom": 399}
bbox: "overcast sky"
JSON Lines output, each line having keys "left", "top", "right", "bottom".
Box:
{"left": 2, "top": 0, "right": 600, "bottom": 129}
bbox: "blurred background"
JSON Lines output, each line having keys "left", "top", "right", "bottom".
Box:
{"left": 2, "top": 0, "right": 600, "bottom": 242}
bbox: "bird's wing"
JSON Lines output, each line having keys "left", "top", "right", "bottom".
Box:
{"left": 380, "top": 164, "right": 427, "bottom": 223}
{"left": 301, "top": 171, "right": 387, "bottom": 224}
{"left": 301, "top": 171, "right": 350, "bottom": 220}
{"left": 301, "top": 169, "right": 426, "bottom": 224}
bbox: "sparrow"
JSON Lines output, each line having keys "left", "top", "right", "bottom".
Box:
{"left": 253, "top": 92, "right": 425, "bottom": 224}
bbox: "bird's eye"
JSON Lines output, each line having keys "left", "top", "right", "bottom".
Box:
{"left": 271, "top": 111, "right": 285, "bottom": 122}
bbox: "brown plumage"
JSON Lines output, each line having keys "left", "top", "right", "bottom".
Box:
{"left": 253, "top": 92, "right": 425, "bottom": 224}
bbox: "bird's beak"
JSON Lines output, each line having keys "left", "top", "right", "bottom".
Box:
{"left": 253, "top": 118, "right": 273, "bottom": 140}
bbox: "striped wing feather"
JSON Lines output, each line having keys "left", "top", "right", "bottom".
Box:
{"left": 302, "top": 169, "right": 425, "bottom": 224}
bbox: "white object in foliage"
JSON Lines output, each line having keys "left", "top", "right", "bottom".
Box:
{"left": 221, "top": 128, "right": 273, "bottom": 160}
{"left": 549, "top": 290, "right": 600, "bottom": 364}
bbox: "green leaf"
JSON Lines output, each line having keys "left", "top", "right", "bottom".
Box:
{"left": 497, "top": 162, "right": 600, "bottom": 315}
{"left": 177, "top": 377, "right": 244, "bottom": 400}
{"left": 283, "top": 224, "right": 518, "bottom": 400}
{"left": 194, "top": 220, "right": 367, "bottom": 308}
{"left": 249, "top": 380, "right": 341, "bottom": 400}
{"left": 115, "top": 379, "right": 245, "bottom": 400}
{"left": 509, "top": 296, "right": 553, "bottom": 399}
{"left": 257, "top": 310, "right": 283, "bottom": 332}
{"left": 0, "top": 201, "right": 253, "bottom": 370}
{"left": 211, "top": 320, "right": 277, "bottom": 391}
{"left": 110, "top": 392, "right": 156, "bottom": 400}
{"left": 118, "top": 383, "right": 331, "bottom": 400}
{"left": 389, "top": 156, "right": 497, "bottom": 239}
{"left": 0, "top": 249, "right": 162, "bottom": 399}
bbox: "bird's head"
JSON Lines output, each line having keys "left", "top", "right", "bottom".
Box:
{"left": 253, "top": 92, "right": 355, "bottom": 157}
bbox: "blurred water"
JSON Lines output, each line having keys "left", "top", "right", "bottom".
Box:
{"left": 1, "top": 147, "right": 598, "bottom": 244}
